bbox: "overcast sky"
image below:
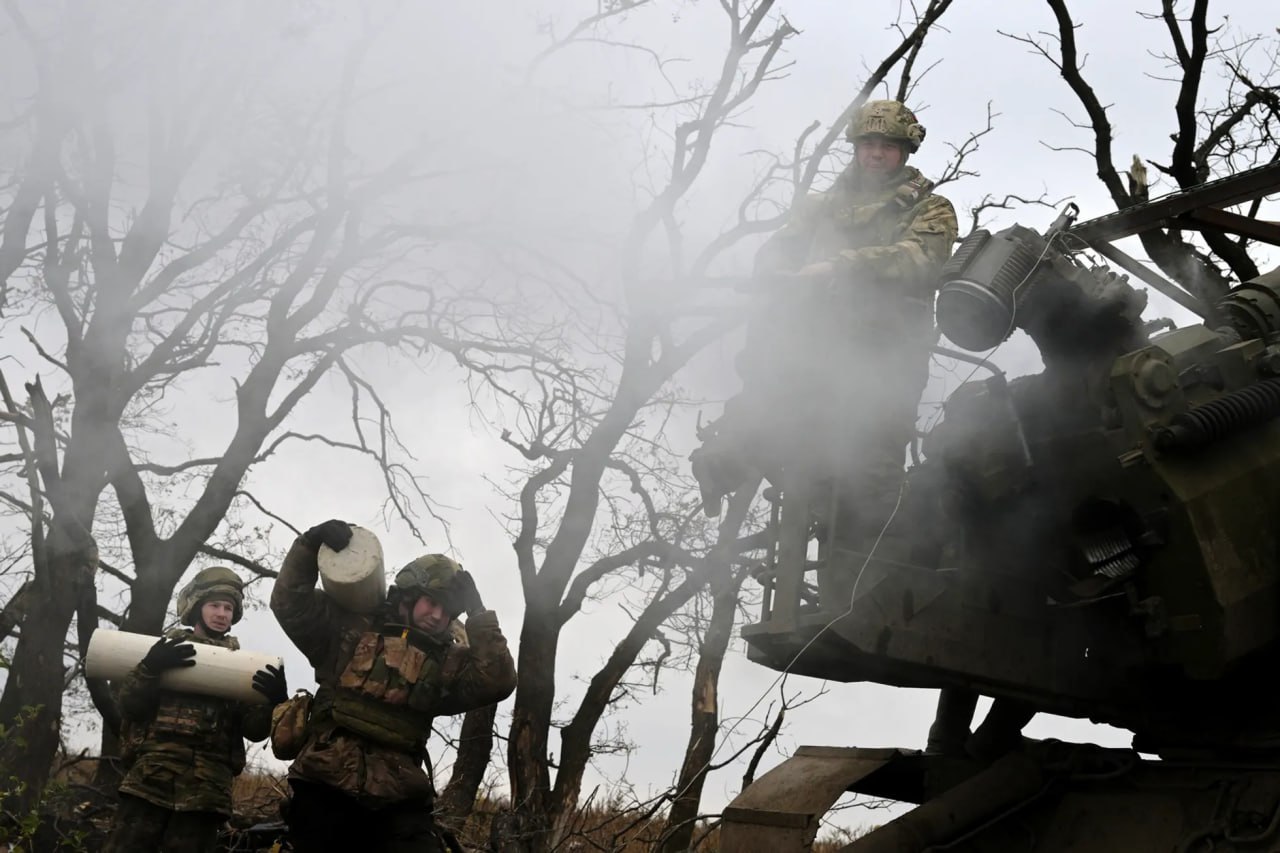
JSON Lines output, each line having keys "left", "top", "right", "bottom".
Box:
{"left": 3, "top": 0, "right": 1278, "bottom": 839}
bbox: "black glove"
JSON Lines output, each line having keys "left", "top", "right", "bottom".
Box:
{"left": 251, "top": 664, "right": 288, "bottom": 706}
{"left": 302, "top": 519, "right": 353, "bottom": 552}
{"left": 453, "top": 570, "right": 485, "bottom": 617}
{"left": 141, "top": 636, "right": 197, "bottom": 673}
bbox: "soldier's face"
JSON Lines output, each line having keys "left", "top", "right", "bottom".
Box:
{"left": 855, "top": 137, "right": 906, "bottom": 179}
{"left": 199, "top": 599, "right": 235, "bottom": 635}
{"left": 409, "top": 594, "right": 450, "bottom": 634}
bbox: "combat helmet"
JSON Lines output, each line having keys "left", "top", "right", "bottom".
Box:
{"left": 394, "top": 554, "right": 464, "bottom": 618}
{"left": 847, "top": 99, "right": 926, "bottom": 153}
{"left": 177, "top": 566, "right": 244, "bottom": 627}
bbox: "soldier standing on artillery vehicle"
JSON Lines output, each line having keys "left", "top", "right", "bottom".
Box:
{"left": 104, "top": 566, "right": 289, "bottom": 853}
{"left": 270, "top": 519, "right": 516, "bottom": 853}
{"left": 691, "top": 99, "right": 959, "bottom": 598}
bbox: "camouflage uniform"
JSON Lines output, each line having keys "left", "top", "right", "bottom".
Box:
{"left": 104, "top": 627, "right": 272, "bottom": 853}
{"left": 694, "top": 100, "right": 958, "bottom": 582}
{"left": 271, "top": 536, "right": 517, "bottom": 853}
{"left": 103, "top": 796, "right": 224, "bottom": 853}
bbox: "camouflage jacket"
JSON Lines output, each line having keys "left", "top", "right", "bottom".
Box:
{"left": 270, "top": 536, "right": 517, "bottom": 805}
{"left": 115, "top": 628, "right": 272, "bottom": 815}
{"left": 755, "top": 163, "right": 959, "bottom": 310}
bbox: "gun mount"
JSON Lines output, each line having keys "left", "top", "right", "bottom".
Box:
{"left": 722, "top": 161, "right": 1280, "bottom": 851}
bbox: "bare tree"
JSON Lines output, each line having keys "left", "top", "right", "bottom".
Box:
{"left": 403, "top": 3, "right": 807, "bottom": 849}
{"left": 644, "top": 4, "right": 995, "bottom": 845}
{"left": 653, "top": 526, "right": 757, "bottom": 853}
{"left": 423, "top": 2, "right": 988, "bottom": 847}
{"left": 420, "top": 4, "right": 1273, "bottom": 849}
{"left": 1003, "top": 0, "right": 1280, "bottom": 309}
{"left": 0, "top": 4, "right": 511, "bottom": 811}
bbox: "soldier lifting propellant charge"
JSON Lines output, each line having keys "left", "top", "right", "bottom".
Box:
{"left": 270, "top": 519, "right": 516, "bottom": 853}
{"left": 104, "top": 566, "right": 288, "bottom": 853}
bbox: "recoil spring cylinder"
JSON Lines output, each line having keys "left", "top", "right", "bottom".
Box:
{"left": 1152, "top": 377, "right": 1280, "bottom": 452}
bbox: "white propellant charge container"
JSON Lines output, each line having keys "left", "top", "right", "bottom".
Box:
{"left": 317, "top": 524, "right": 386, "bottom": 614}
{"left": 84, "top": 629, "right": 282, "bottom": 704}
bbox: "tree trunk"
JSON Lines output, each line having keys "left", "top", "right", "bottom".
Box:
{"left": 658, "top": 570, "right": 746, "bottom": 852}
{"left": 0, "top": 380, "right": 111, "bottom": 815}
{"left": 500, "top": 606, "right": 559, "bottom": 853}
{"left": 119, "top": 557, "right": 177, "bottom": 636}
{"left": 0, "top": 528, "right": 96, "bottom": 818}
{"left": 437, "top": 703, "right": 497, "bottom": 821}
{"left": 91, "top": 727, "right": 126, "bottom": 796}
{"left": 544, "top": 483, "right": 760, "bottom": 851}
{"left": 548, "top": 578, "right": 703, "bottom": 847}
{"left": 0, "top": 580, "right": 32, "bottom": 642}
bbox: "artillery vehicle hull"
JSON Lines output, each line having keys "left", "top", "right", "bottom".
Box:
{"left": 723, "top": 744, "right": 1280, "bottom": 852}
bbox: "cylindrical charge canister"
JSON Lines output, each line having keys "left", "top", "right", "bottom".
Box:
{"left": 85, "top": 629, "right": 282, "bottom": 704}
{"left": 318, "top": 524, "right": 386, "bottom": 614}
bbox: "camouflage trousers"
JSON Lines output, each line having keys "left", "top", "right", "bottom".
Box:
{"left": 695, "top": 310, "right": 930, "bottom": 507}
{"left": 693, "top": 382, "right": 914, "bottom": 530}
{"left": 285, "top": 780, "right": 452, "bottom": 853}
{"left": 103, "top": 793, "right": 224, "bottom": 853}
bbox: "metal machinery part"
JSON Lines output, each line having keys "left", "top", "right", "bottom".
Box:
{"left": 722, "top": 161, "right": 1280, "bottom": 851}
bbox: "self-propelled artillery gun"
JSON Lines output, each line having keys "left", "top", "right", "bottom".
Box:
{"left": 717, "top": 162, "right": 1280, "bottom": 852}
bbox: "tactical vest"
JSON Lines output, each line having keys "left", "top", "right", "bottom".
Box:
{"left": 120, "top": 630, "right": 247, "bottom": 774}
{"left": 312, "top": 628, "right": 466, "bottom": 754}
{"left": 892, "top": 172, "right": 935, "bottom": 210}
{"left": 817, "top": 172, "right": 937, "bottom": 262}
{"left": 141, "top": 691, "right": 247, "bottom": 773}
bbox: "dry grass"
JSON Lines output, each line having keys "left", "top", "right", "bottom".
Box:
{"left": 452, "top": 795, "right": 868, "bottom": 851}
{"left": 229, "top": 771, "right": 289, "bottom": 827}
{"left": 28, "top": 756, "right": 872, "bottom": 851}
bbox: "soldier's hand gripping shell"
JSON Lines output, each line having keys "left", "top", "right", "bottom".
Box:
{"left": 453, "top": 569, "right": 486, "bottom": 617}
{"left": 251, "top": 663, "right": 289, "bottom": 706}
{"left": 302, "top": 519, "right": 353, "bottom": 552}
{"left": 140, "top": 635, "right": 198, "bottom": 673}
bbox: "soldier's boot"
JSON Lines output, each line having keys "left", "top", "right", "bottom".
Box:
{"left": 690, "top": 444, "right": 751, "bottom": 518}
{"left": 966, "top": 698, "right": 1036, "bottom": 762}
{"left": 925, "top": 688, "right": 980, "bottom": 756}
{"left": 689, "top": 448, "right": 724, "bottom": 518}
